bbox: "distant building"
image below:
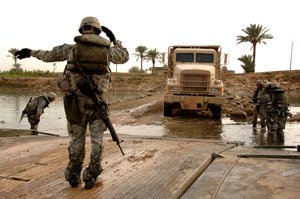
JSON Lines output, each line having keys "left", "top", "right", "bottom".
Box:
{"left": 222, "top": 66, "right": 235, "bottom": 74}
{"left": 147, "top": 65, "right": 167, "bottom": 74}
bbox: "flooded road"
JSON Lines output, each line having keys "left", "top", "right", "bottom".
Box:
{"left": 162, "top": 115, "right": 300, "bottom": 146}
{"left": 0, "top": 90, "right": 299, "bottom": 147}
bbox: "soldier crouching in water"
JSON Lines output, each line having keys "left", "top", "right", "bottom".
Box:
{"left": 15, "top": 16, "right": 129, "bottom": 189}
{"left": 257, "top": 82, "right": 289, "bottom": 141}
{"left": 22, "top": 92, "right": 57, "bottom": 134}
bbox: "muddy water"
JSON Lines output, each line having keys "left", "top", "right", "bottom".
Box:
{"left": 0, "top": 90, "right": 300, "bottom": 147}
{"left": 162, "top": 114, "right": 300, "bottom": 146}
{"left": 0, "top": 91, "right": 146, "bottom": 135}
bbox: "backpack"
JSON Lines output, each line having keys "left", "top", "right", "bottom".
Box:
{"left": 267, "top": 84, "right": 288, "bottom": 111}
{"left": 25, "top": 97, "right": 39, "bottom": 115}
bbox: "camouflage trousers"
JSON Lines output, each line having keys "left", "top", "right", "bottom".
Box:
{"left": 65, "top": 108, "right": 106, "bottom": 178}
{"left": 252, "top": 106, "right": 266, "bottom": 128}
{"left": 27, "top": 114, "right": 40, "bottom": 133}
{"left": 265, "top": 111, "right": 287, "bottom": 134}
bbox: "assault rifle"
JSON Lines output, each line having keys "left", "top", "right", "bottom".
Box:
{"left": 19, "top": 97, "right": 32, "bottom": 123}
{"left": 77, "top": 77, "right": 125, "bottom": 156}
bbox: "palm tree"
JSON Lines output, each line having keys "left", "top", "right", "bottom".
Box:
{"left": 238, "top": 55, "right": 254, "bottom": 73}
{"left": 236, "top": 24, "right": 273, "bottom": 72}
{"left": 133, "top": 45, "right": 148, "bottom": 72}
{"left": 145, "top": 48, "right": 161, "bottom": 74}
{"left": 8, "top": 48, "right": 21, "bottom": 70}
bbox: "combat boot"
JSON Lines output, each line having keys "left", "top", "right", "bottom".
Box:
{"left": 64, "top": 167, "right": 80, "bottom": 188}
{"left": 31, "top": 130, "right": 38, "bottom": 135}
{"left": 69, "top": 175, "right": 80, "bottom": 188}
{"left": 82, "top": 167, "right": 103, "bottom": 189}
{"left": 31, "top": 126, "right": 38, "bottom": 135}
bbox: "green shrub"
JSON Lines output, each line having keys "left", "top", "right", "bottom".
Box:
{"left": 0, "top": 69, "right": 57, "bottom": 77}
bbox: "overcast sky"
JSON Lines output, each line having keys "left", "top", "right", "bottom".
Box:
{"left": 1, "top": 0, "right": 299, "bottom": 73}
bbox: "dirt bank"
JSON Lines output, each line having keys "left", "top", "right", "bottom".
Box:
{"left": 0, "top": 73, "right": 166, "bottom": 93}
{"left": 222, "top": 70, "right": 300, "bottom": 119}
{"left": 1, "top": 70, "right": 300, "bottom": 93}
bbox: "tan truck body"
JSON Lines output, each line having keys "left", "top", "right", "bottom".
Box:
{"left": 163, "top": 45, "right": 227, "bottom": 118}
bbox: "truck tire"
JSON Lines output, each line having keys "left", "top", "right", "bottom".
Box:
{"left": 163, "top": 102, "right": 173, "bottom": 116}
{"left": 210, "top": 105, "right": 222, "bottom": 119}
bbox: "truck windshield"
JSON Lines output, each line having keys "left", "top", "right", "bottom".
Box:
{"left": 176, "top": 53, "right": 193, "bottom": 62}
{"left": 196, "top": 53, "right": 214, "bottom": 63}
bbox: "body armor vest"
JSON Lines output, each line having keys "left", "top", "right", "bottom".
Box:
{"left": 25, "top": 96, "right": 49, "bottom": 115}
{"left": 67, "top": 34, "right": 111, "bottom": 74}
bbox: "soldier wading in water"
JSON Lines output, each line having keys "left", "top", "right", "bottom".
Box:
{"left": 15, "top": 16, "right": 129, "bottom": 189}
{"left": 257, "top": 82, "right": 290, "bottom": 140}
{"left": 252, "top": 80, "right": 266, "bottom": 128}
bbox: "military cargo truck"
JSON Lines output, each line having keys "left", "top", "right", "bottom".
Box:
{"left": 163, "top": 45, "right": 227, "bottom": 119}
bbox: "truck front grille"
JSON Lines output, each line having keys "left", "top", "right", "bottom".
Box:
{"left": 181, "top": 73, "right": 210, "bottom": 94}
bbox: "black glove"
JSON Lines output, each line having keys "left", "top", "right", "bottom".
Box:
{"left": 15, "top": 48, "right": 32, "bottom": 59}
{"left": 101, "top": 26, "right": 116, "bottom": 42}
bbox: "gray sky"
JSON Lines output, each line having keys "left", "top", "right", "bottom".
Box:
{"left": 1, "top": 0, "right": 299, "bottom": 73}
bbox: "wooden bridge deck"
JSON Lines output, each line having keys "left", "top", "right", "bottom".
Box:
{"left": 0, "top": 131, "right": 299, "bottom": 199}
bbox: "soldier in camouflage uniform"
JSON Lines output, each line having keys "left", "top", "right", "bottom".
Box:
{"left": 252, "top": 80, "right": 266, "bottom": 128}
{"left": 24, "top": 92, "right": 57, "bottom": 134}
{"left": 257, "top": 82, "right": 289, "bottom": 137}
{"left": 15, "top": 16, "right": 129, "bottom": 189}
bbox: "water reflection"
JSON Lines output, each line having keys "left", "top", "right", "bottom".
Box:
{"left": 161, "top": 115, "right": 300, "bottom": 147}
{"left": 222, "top": 116, "right": 300, "bottom": 146}
{"left": 251, "top": 128, "right": 285, "bottom": 146}
{"left": 163, "top": 117, "right": 222, "bottom": 139}
{"left": 0, "top": 90, "right": 300, "bottom": 147}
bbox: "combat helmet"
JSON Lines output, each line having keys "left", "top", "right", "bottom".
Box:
{"left": 79, "top": 16, "right": 102, "bottom": 34}
{"left": 47, "top": 92, "right": 57, "bottom": 102}
{"left": 256, "top": 79, "right": 264, "bottom": 86}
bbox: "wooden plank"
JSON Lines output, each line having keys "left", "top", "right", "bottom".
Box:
{"left": 0, "top": 136, "right": 230, "bottom": 199}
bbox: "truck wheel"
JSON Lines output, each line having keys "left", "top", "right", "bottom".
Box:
{"left": 211, "top": 105, "right": 222, "bottom": 119}
{"left": 163, "top": 102, "right": 173, "bottom": 116}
